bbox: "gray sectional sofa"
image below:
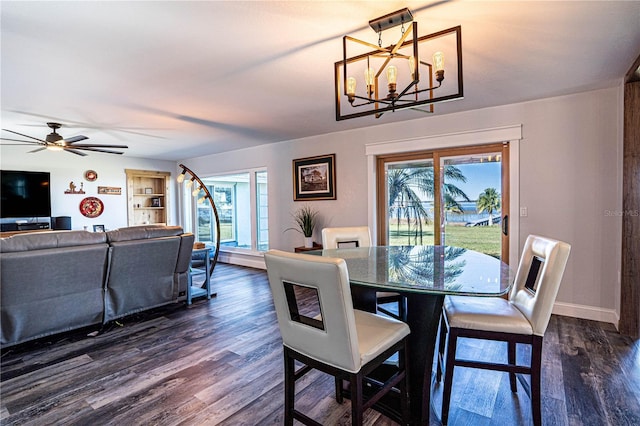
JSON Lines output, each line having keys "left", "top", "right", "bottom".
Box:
{"left": 0, "top": 225, "right": 194, "bottom": 348}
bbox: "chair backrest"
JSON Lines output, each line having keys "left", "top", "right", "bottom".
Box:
{"left": 321, "top": 226, "right": 371, "bottom": 249}
{"left": 264, "top": 249, "right": 361, "bottom": 372}
{"left": 509, "top": 235, "right": 571, "bottom": 336}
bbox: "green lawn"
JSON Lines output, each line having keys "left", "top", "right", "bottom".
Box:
{"left": 198, "top": 223, "right": 233, "bottom": 241}
{"left": 388, "top": 222, "right": 502, "bottom": 258}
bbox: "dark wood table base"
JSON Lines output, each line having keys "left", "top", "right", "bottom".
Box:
{"left": 350, "top": 286, "right": 444, "bottom": 425}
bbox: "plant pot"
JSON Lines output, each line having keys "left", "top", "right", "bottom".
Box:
{"left": 304, "top": 237, "right": 314, "bottom": 248}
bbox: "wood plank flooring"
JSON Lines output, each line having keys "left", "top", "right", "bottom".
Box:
{"left": 1, "top": 263, "right": 639, "bottom": 425}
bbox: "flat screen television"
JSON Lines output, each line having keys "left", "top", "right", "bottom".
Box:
{"left": 1, "top": 170, "right": 52, "bottom": 218}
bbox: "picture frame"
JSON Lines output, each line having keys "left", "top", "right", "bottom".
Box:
{"left": 93, "top": 224, "right": 105, "bottom": 232}
{"left": 97, "top": 186, "right": 122, "bottom": 195}
{"left": 151, "top": 197, "right": 161, "bottom": 207}
{"left": 144, "top": 187, "right": 153, "bottom": 194}
{"left": 292, "top": 154, "right": 336, "bottom": 201}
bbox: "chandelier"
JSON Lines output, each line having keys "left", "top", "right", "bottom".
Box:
{"left": 335, "top": 8, "right": 463, "bottom": 120}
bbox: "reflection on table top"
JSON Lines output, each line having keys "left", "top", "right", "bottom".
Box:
{"left": 316, "top": 245, "right": 513, "bottom": 296}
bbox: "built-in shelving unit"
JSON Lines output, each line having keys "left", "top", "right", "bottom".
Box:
{"left": 125, "top": 169, "right": 171, "bottom": 226}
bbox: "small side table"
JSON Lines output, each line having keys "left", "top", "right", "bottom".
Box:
{"left": 294, "top": 242, "right": 323, "bottom": 253}
{"left": 188, "top": 247, "right": 214, "bottom": 305}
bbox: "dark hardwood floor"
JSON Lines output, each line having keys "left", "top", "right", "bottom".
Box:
{"left": 1, "top": 263, "right": 639, "bottom": 425}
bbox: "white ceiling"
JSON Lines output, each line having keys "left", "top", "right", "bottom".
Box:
{"left": 1, "top": 1, "right": 639, "bottom": 161}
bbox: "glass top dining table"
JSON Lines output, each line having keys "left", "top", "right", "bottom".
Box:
{"left": 319, "top": 245, "right": 512, "bottom": 296}
{"left": 312, "top": 245, "right": 515, "bottom": 425}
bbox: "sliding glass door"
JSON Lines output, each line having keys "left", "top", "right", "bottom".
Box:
{"left": 377, "top": 143, "right": 510, "bottom": 260}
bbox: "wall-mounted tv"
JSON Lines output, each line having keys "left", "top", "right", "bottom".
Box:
{"left": 1, "top": 170, "right": 52, "bottom": 218}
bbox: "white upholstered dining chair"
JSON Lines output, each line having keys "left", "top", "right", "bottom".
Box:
{"left": 437, "top": 234, "right": 571, "bottom": 426}
{"left": 321, "top": 226, "right": 406, "bottom": 320}
{"left": 264, "top": 249, "right": 410, "bottom": 425}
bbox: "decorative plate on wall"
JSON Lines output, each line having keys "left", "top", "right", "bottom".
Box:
{"left": 84, "top": 170, "right": 98, "bottom": 181}
{"left": 79, "top": 196, "right": 104, "bottom": 218}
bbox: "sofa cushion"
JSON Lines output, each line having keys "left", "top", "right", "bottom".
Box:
{"left": 106, "top": 225, "right": 184, "bottom": 243}
{"left": 0, "top": 230, "right": 107, "bottom": 253}
{"left": 1, "top": 242, "right": 109, "bottom": 346}
{"left": 103, "top": 236, "right": 181, "bottom": 322}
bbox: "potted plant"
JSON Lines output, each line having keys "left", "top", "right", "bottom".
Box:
{"left": 286, "top": 204, "right": 319, "bottom": 248}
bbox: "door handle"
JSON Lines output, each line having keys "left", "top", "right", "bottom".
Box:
{"left": 502, "top": 215, "right": 509, "bottom": 236}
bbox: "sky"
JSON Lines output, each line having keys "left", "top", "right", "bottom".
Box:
{"left": 452, "top": 162, "right": 501, "bottom": 201}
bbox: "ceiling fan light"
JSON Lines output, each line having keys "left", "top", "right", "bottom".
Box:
{"left": 46, "top": 145, "right": 63, "bottom": 152}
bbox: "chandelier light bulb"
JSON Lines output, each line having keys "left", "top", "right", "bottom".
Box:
{"left": 186, "top": 177, "right": 195, "bottom": 188}
{"left": 176, "top": 171, "right": 186, "bottom": 183}
{"left": 433, "top": 51, "right": 444, "bottom": 72}
{"left": 386, "top": 65, "right": 398, "bottom": 85}
{"left": 346, "top": 77, "right": 357, "bottom": 97}
{"left": 364, "top": 67, "right": 375, "bottom": 86}
{"left": 433, "top": 51, "right": 445, "bottom": 83}
{"left": 408, "top": 56, "right": 417, "bottom": 79}
{"left": 192, "top": 186, "right": 201, "bottom": 197}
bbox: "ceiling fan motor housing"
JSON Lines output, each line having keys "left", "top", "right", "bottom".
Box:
{"left": 45, "top": 122, "right": 63, "bottom": 143}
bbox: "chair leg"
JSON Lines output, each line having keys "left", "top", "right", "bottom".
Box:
{"left": 335, "top": 377, "right": 344, "bottom": 403}
{"left": 436, "top": 313, "right": 447, "bottom": 383}
{"left": 350, "top": 373, "right": 364, "bottom": 425}
{"left": 400, "top": 339, "right": 410, "bottom": 424}
{"left": 441, "top": 328, "right": 459, "bottom": 425}
{"left": 531, "top": 336, "right": 543, "bottom": 426}
{"left": 284, "top": 350, "right": 295, "bottom": 426}
{"left": 508, "top": 340, "right": 517, "bottom": 392}
{"left": 398, "top": 296, "right": 406, "bottom": 321}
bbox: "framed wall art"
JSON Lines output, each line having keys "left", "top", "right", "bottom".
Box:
{"left": 292, "top": 153, "right": 336, "bottom": 201}
{"left": 97, "top": 186, "right": 122, "bottom": 195}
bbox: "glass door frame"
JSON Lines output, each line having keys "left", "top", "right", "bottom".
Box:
{"left": 376, "top": 142, "right": 511, "bottom": 262}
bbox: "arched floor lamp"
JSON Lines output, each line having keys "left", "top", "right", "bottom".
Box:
{"left": 177, "top": 164, "right": 221, "bottom": 278}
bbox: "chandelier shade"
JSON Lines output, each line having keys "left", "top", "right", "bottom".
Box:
{"left": 335, "top": 8, "right": 463, "bottom": 121}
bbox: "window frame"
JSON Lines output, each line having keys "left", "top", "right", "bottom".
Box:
{"left": 187, "top": 167, "right": 268, "bottom": 255}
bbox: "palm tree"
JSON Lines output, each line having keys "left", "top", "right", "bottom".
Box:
{"left": 476, "top": 187, "right": 501, "bottom": 225}
{"left": 388, "top": 166, "right": 469, "bottom": 244}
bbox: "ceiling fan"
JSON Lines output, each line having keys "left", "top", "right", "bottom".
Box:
{"left": 0, "top": 122, "right": 128, "bottom": 156}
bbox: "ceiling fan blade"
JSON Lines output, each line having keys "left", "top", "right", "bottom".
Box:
{"left": 64, "top": 148, "right": 88, "bottom": 156}
{"left": 68, "top": 144, "right": 129, "bottom": 149}
{"left": 64, "top": 135, "right": 89, "bottom": 144}
{"left": 1, "top": 129, "right": 47, "bottom": 144}
{"left": 28, "top": 147, "right": 47, "bottom": 153}
{"left": 67, "top": 146, "right": 124, "bottom": 155}
{"left": 0, "top": 137, "right": 42, "bottom": 144}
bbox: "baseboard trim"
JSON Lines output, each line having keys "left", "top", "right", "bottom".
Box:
{"left": 218, "top": 251, "right": 265, "bottom": 270}
{"left": 553, "top": 301, "right": 619, "bottom": 328}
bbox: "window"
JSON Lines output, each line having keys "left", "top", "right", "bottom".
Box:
{"left": 195, "top": 169, "right": 268, "bottom": 252}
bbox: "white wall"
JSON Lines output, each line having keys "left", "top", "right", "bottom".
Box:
{"left": 0, "top": 151, "right": 177, "bottom": 231}
{"left": 181, "top": 86, "right": 623, "bottom": 325}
